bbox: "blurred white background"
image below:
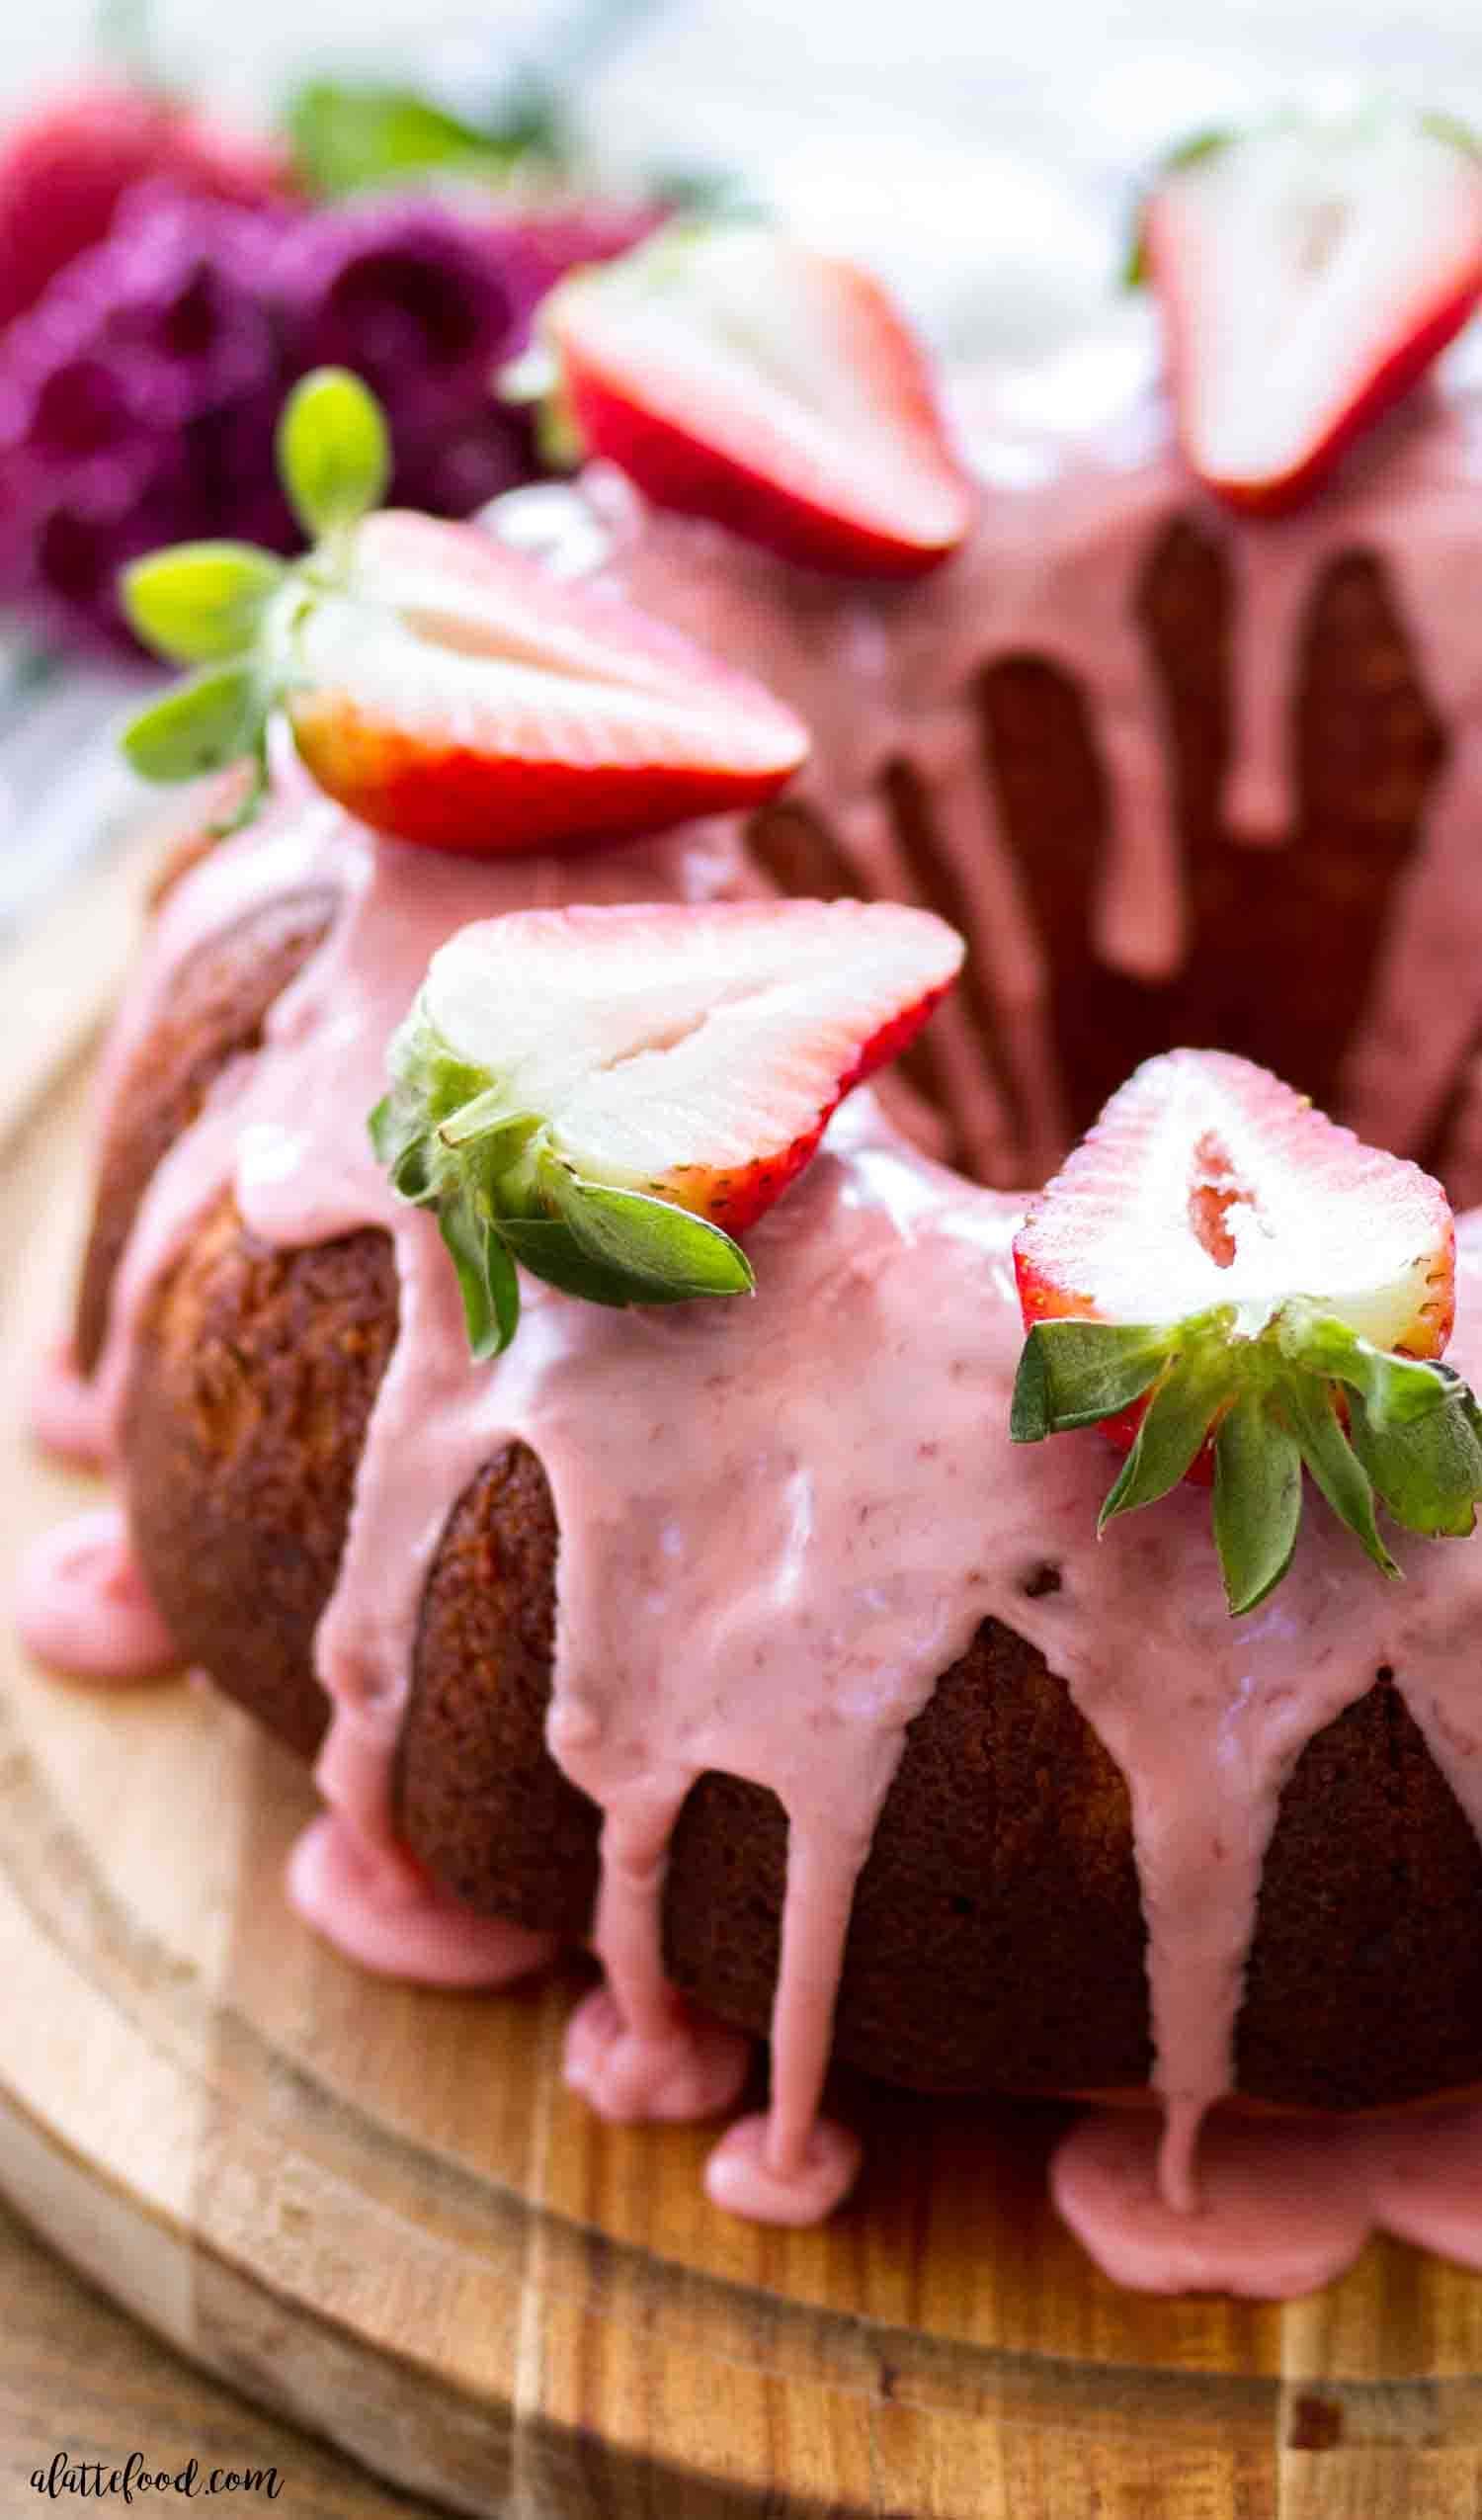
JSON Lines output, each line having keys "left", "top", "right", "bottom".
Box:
{"left": 9, "top": 0, "right": 1482, "bottom": 357}
{"left": 5, "top": 0, "right": 1481, "bottom": 933}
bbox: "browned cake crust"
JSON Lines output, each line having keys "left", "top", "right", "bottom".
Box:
{"left": 85, "top": 522, "right": 1482, "bottom": 2112}
{"left": 75, "top": 887, "right": 336, "bottom": 1372}
{"left": 119, "top": 1196, "right": 1482, "bottom": 2107}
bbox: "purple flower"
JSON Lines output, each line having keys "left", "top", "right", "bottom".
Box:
{"left": 0, "top": 172, "right": 658, "bottom": 657}
{"left": 274, "top": 196, "right": 544, "bottom": 439}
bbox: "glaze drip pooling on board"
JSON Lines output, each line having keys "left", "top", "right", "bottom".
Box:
{"left": 24, "top": 363, "right": 1482, "bottom": 2290}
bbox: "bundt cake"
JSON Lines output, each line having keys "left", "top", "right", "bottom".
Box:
{"left": 23, "top": 126, "right": 1482, "bottom": 2297}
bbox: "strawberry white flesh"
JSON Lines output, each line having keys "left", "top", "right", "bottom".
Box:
{"left": 285, "top": 509, "right": 809, "bottom": 851}
{"left": 420, "top": 898, "right": 963, "bottom": 1225}
{"left": 542, "top": 224, "right": 975, "bottom": 576}
{"left": 1147, "top": 116, "right": 1482, "bottom": 512}
{"left": 1017, "top": 1049, "right": 1454, "bottom": 1355}
{"left": 1010, "top": 1050, "right": 1482, "bottom": 1614}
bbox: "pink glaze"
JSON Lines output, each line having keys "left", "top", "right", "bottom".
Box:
{"left": 1054, "top": 2096, "right": 1482, "bottom": 2300}
{"left": 706, "top": 2113, "right": 864, "bottom": 2226}
{"left": 29, "top": 368, "right": 1482, "bottom": 2284}
{"left": 29, "top": 1344, "right": 110, "bottom": 1469}
{"left": 490, "top": 363, "right": 1482, "bottom": 1197}
{"left": 562, "top": 1984, "right": 750, "bottom": 2124}
{"left": 15, "top": 1507, "right": 177, "bottom": 1681}
{"left": 80, "top": 804, "right": 1482, "bottom": 2262}
{"left": 288, "top": 1811, "right": 558, "bottom": 1986}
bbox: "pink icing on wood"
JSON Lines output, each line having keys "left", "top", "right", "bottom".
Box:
{"left": 706, "top": 2112, "right": 864, "bottom": 2226}
{"left": 16, "top": 1506, "right": 178, "bottom": 1682}
{"left": 29, "top": 1344, "right": 110, "bottom": 1469}
{"left": 562, "top": 1984, "right": 750, "bottom": 2124}
{"left": 1054, "top": 2095, "right": 1482, "bottom": 2300}
{"left": 287, "top": 1811, "right": 559, "bottom": 1987}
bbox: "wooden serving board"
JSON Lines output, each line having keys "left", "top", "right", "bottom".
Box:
{"left": 7, "top": 873, "right": 1482, "bottom": 2516}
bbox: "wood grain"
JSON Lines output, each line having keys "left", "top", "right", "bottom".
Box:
{"left": 5, "top": 998, "right": 1482, "bottom": 2513}
{"left": 0, "top": 2190, "right": 438, "bottom": 2518}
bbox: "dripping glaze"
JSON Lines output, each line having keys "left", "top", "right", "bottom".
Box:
{"left": 21, "top": 360, "right": 1482, "bottom": 2287}
{"left": 505, "top": 352, "right": 1482, "bottom": 1198}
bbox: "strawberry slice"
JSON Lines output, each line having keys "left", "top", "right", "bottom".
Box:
{"left": 536, "top": 222, "right": 974, "bottom": 577}
{"left": 370, "top": 897, "right": 963, "bottom": 1355}
{"left": 1140, "top": 112, "right": 1482, "bottom": 513}
{"left": 1011, "top": 1050, "right": 1482, "bottom": 1613}
{"left": 284, "top": 509, "right": 809, "bottom": 851}
{"left": 120, "top": 368, "right": 808, "bottom": 857}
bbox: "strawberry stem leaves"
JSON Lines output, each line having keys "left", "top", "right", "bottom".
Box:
{"left": 119, "top": 367, "right": 391, "bottom": 812}
{"left": 276, "top": 368, "right": 391, "bottom": 542}
{"left": 1212, "top": 1395, "right": 1303, "bottom": 1615}
{"left": 370, "top": 1000, "right": 756, "bottom": 1358}
{"left": 1009, "top": 1319, "right": 1168, "bottom": 1436}
{"left": 120, "top": 661, "right": 259, "bottom": 783}
{"left": 1012, "top": 1302, "right": 1482, "bottom": 1613}
{"left": 121, "top": 542, "right": 288, "bottom": 666}
{"left": 1098, "top": 1351, "right": 1230, "bottom": 1527}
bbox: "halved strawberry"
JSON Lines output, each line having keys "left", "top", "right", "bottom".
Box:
{"left": 120, "top": 368, "right": 808, "bottom": 856}
{"left": 1011, "top": 1050, "right": 1482, "bottom": 1613}
{"left": 284, "top": 510, "right": 809, "bottom": 851}
{"left": 370, "top": 897, "right": 963, "bottom": 1355}
{"left": 1140, "top": 112, "right": 1482, "bottom": 514}
{"left": 536, "top": 222, "right": 974, "bottom": 577}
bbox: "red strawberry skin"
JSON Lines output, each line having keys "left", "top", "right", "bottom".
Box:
{"left": 0, "top": 83, "right": 290, "bottom": 330}
{"left": 547, "top": 248, "right": 974, "bottom": 579}
{"left": 1147, "top": 199, "right": 1482, "bottom": 517}
{"left": 559, "top": 356, "right": 957, "bottom": 580}
{"left": 662, "top": 971, "right": 958, "bottom": 1233}
{"left": 286, "top": 703, "right": 801, "bottom": 856}
{"left": 286, "top": 509, "right": 810, "bottom": 855}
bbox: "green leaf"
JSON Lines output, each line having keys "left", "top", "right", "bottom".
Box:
{"left": 277, "top": 369, "right": 391, "bottom": 541}
{"left": 121, "top": 664, "right": 257, "bottom": 784}
{"left": 1212, "top": 1394, "right": 1303, "bottom": 1615}
{"left": 1349, "top": 1376, "right": 1482, "bottom": 1539}
{"left": 284, "top": 77, "right": 560, "bottom": 198}
{"left": 369, "top": 1090, "right": 439, "bottom": 1197}
{"left": 437, "top": 1194, "right": 520, "bottom": 1361}
{"left": 1100, "top": 1358, "right": 1225, "bottom": 1528}
{"left": 1279, "top": 1377, "right": 1399, "bottom": 1580}
{"left": 438, "top": 1093, "right": 541, "bottom": 1161}
{"left": 495, "top": 1214, "right": 660, "bottom": 1307}
{"left": 392, "top": 1137, "right": 437, "bottom": 1203}
{"left": 1275, "top": 1303, "right": 1450, "bottom": 1429}
{"left": 550, "top": 1171, "right": 755, "bottom": 1299}
{"left": 1422, "top": 109, "right": 1482, "bottom": 163}
{"left": 121, "top": 541, "right": 286, "bottom": 665}
{"left": 1010, "top": 1317, "right": 1172, "bottom": 1441}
